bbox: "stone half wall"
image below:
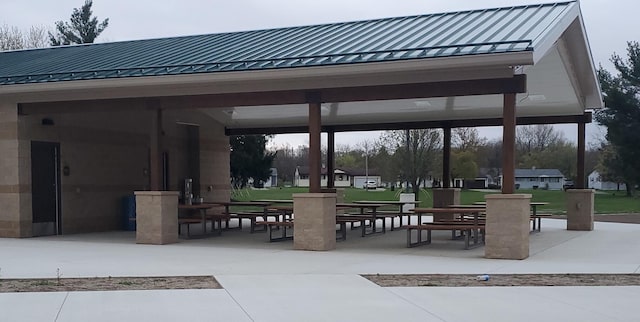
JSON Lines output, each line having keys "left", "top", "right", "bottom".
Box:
{"left": 0, "top": 103, "right": 229, "bottom": 237}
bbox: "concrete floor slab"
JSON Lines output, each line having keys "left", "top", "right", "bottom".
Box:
{"left": 56, "top": 289, "right": 251, "bottom": 322}
{"left": 0, "top": 292, "right": 67, "bottom": 322}
{"left": 1, "top": 218, "right": 639, "bottom": 321}
{"left": 390, "top": 286, "right": 640, "bottom": 322}
{"left": 217, "top": 274, "right": 437, "bottom": 322}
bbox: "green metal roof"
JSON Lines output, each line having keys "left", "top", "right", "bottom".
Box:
{"left": 0, "top": 1, "right": 577, "bottom": 86}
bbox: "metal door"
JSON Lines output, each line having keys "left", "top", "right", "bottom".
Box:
{"left": 31, "top": 141, "right": 61, "bottom": 236}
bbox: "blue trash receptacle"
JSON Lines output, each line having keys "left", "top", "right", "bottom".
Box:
{"left": 122, "top": 195, "right": 136, "bottom": 231}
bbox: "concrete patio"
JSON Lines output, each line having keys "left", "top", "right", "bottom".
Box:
{"left": 1, "top": 218, "right": 639, "bottom": 321}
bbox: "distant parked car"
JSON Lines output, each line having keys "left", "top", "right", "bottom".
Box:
{"left": 364, "top": 180, "right": 377, "bottom": 189}
{"left": 563, "top": 180, "right": 575, "bottom": 190}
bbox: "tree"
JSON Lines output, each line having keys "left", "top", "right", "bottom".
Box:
{"left": 49, "top": 0, "right": 109, "bottom": 46}
{"left": 381, "top": 129, "right": 442, "bottom": 196}
{"left": 516, "top": 124, "right": 563, "bottom": 155}
{"left": 230, "top": 135, "right": 276, "bottom": 188}
{"left": 596, "top": 41, "right": 640, "bottom": 194}
{"left": 450, "top": 151, "right": 479, "bottom": 182}
{"left": 515, "top": 124, "right": 576, "bottom": 179}
{"left": 1, "top": 24, "right": 48, "bottom": 50}
{"left": 597, "top": 143, "right": 632, "bottom": 195}
{"left": 452, "top": 128, "right": 486, "bottom": 153}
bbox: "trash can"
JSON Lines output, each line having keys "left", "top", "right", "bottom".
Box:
{"left": 122, "top": 195, "right": 136, "bottom": 231}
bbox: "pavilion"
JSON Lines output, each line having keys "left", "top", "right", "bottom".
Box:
{"left": 0, "top": 1, "right": 601, "bottom": 259}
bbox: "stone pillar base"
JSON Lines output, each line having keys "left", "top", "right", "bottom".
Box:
{"left": 432, "top": 188, "right": 461, "bottom": 221}
{"left": 485, "top": 194, "right": 531, "bottom": 260}
{"left": 293, "top": 193, "right": 336, "bottom": 251}
{"left": 566, "top": 189, "right": 595, "bottom": 231}
{"left": 134, "top": 191, "right": 179, "bottom": 245}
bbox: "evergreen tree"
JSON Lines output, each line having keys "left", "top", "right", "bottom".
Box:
{"left": 230, "top": 135, "right": 276, "bottom": 188}
{"left": 49, "top": 0, "right": 109, "bottom": 45}
{"left": 596, "top": 42, "right": 640, "bottom": 194}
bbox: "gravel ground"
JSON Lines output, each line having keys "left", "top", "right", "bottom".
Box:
{"left": 0, "top": 276, "right": 221, "bottom": 293}
{"left": 363, "top": 274, "right": 640, "bottom": 287}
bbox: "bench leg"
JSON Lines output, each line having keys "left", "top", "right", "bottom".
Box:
{"left": 407, "top": 228, "right": 431, "bottom": 248}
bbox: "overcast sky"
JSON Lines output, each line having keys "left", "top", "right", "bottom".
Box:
{"left": 2, "top": 0, "right": 634, "bottom": 148}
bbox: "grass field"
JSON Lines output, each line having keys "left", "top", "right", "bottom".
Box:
{"left": 231, "top": 187, "right": 640, "bottom": 214}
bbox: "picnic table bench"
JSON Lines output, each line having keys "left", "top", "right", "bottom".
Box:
{"left": 256, "top": 217, "right": 367, "bottom": 242}
{"left": 405, "top": 222, "right": 486, "bottom": 249}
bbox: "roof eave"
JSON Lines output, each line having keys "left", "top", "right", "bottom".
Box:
{"left": 0, "top": 51, "right": 533, "bottom": 103}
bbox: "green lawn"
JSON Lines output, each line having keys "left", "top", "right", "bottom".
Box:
{"left": 231, "top": 187, "right": 640, "bottom": 214}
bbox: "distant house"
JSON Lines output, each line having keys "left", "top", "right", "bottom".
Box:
{"left": 294, "top": 166, "right": 381, "bottom": 188}
{"left": 500, "top": 168, "right": 565, "bottom": 190}
{"left": 588, "top": 170, "right": 626, "bottom": 191}
{"left": 464, "top": 168, "right": 498, "bottom": 189}
{"left": 263, "top": 168, "right": 278, "bottom": 188}
{"left": 342, "top": 168, "right": 382, "bottom": 188}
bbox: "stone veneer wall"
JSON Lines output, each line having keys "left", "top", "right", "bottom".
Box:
{"left": 0, "top": 103, "right": 229, "bottom": 237}
{"left": 0, "top": 102, "right": 30, "bottom": 237}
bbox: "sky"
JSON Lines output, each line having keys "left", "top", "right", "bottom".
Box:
{"left": 2, "top": 0, "right": 634, "bottom": 149}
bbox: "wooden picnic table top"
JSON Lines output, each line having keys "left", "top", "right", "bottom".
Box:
{"left": 446, "top": 204, "right": 486, "bottom": 209}
{"left": 472, "top": 201, "right": 549, "bottom": 206}
{"left": 253, "top": 199, "right": 294, "bottom": 204}
{"left": 353, "top": 200, "right": 421, "bottom": 205}
{"left": 411, "top": 207, "right": 486, "bottom": 214}
{"left": 206, "top": 201, "right": 272, "bottom": 207}
{"left": 336, "top": 202, "right": 386, "bottom": 208}
{"left": 178, "top": 204, "right": 216, "bottom": 210}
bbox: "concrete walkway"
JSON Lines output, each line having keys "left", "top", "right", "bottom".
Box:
{"left": 1, "top": 219, "right": 639, "bottom": 321}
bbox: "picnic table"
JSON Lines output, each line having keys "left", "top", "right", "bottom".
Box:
{"left": 336, "top": 202, "right": 388, "bottom": 235}
{"left": 353, "top": 200, "right": 421, "bottom": 227}
{"left": 406, "top": 207, "right": 486, "bottom": 249}
{"left": 473, "top": 201, "right": 550, "bottom": 231}
{"left": 177, "top": 203, "right": 223, "bottom": 238}
{"left": 207, "top": 201, "right": 273, "bottom": 232}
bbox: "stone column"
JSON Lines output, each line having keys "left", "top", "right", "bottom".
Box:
{"left": 0, "top": 101, "right": 30, "bottom": 237}
{"left": 293, "top": 193, "right": 336, "bottom": 251}
{"left": 134, "top": 191, "right": 179, "bottom": 245}
{"left": 485, "top": 194, "right": 531, "bottom": 260}
{"left": 432, "top": 188, "right": 461, "bottom": 221}
{"left": 566, "top": 189, "right": 595, "bottom": 231}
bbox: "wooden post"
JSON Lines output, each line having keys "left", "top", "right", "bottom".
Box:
{"left": 149, "top": 104, "right": 163, "bottom": 191}
{"left": 442, "top": 127, "right": 451, "bottom": 188}
{"left": 502, "top": 93, "right": 516, "bottom": 194}
{"left": 327, "top": 129, "right": 335, "bottom": 189}
{"left": 308, "top": 101, "right": 322, "bottom": 193}
{"left": 576, "top": 122, "right": 586, "bottom": 189}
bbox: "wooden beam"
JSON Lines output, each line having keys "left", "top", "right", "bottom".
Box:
{"left": 308, "top": 101, "right": 322, "bottom": 193}
{"left": 18, "top": 75, "right": 527, "bottom": 114}
{"left": 576, "top": 122, "right": 586, "bottom": 189}
{"left": 502, "top": 93, "right": 516, "bottom": 194}
{"left": 225, "top": 112, "right": 593, "bottom": 136}
{"left": 442, "top": 127, "right": 451, "bottom": 188}
{"left": 322, "top": 75, "right": 527, "bottom": 103}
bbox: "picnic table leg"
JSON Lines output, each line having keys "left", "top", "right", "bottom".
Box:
{"left": 201, "top": 209, "right": 207, "bottom": 234}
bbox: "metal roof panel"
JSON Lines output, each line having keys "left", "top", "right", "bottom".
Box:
{"left": 0, "top": 1, "right": 577, "bottom": 85}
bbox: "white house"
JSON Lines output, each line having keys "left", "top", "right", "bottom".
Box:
{"left": 294, "top": 166, "right": 381, "bottom": 188}
{"left": 588, "top": 170, "right": 626, "bottom": 191}
{"left": 501, "top": 168, "right": 565, "bottom": 190}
